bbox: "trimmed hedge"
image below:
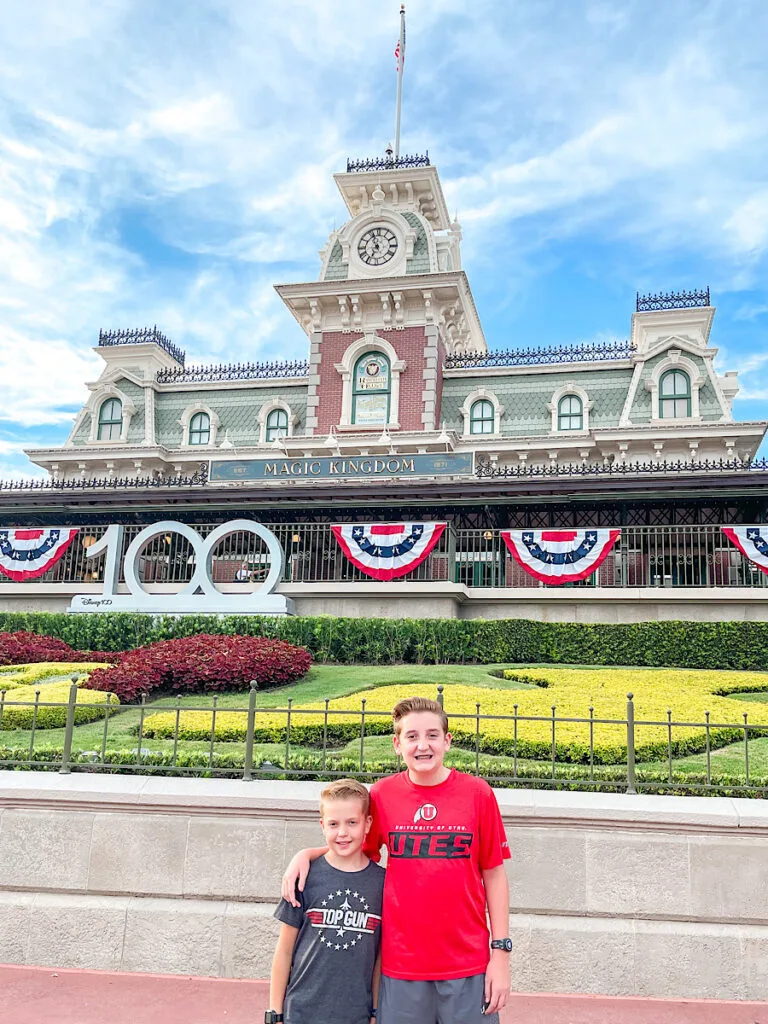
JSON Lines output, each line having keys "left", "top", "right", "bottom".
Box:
{"left": 0, "top": 682, "right": 118, "bottom": 729}
{"left": 1, "top": 612, "right": 768, "bottom": 670}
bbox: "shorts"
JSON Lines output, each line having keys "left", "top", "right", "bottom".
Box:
{"left": 378, "top": 973, "right": 501, "bottom": 1024}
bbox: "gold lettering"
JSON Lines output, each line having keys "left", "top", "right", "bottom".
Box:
{"left": 387, "top": 458, "right": 400, "bottom": 473}
{"left": 309, "top": 461, "right": 321, "bottom": 475}
{"left": 290, "top": 461, "right": 303, "bottom": 475}
{"left": 264, "top": 463, "right": 277, "bottom": 476}
{"left": 360, "top": 459, "right": 372, "bottom": 473}
{"left": 400, "top": 459, "right": 415, "bottom": 472}
{"left": 374, "top": 459, "right": 386, "bottom": 472}
{"left": 278, "top": 462, "right": 290, "bottom": 476}
{"left": 347, "top": 459, "right": 359, "bottom": 473}
{"left": 329, "top": 460, "right": 341, "bottom": 474}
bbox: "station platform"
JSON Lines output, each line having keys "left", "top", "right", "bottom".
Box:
{"left": 2, "top": 964, "right": 766, "bottom": 1024}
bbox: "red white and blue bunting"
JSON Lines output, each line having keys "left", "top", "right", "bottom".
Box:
{"left": 721, "top": 526, "right": 768, "bottom": 576}
{"left": 0, "top": 528, "right": 79, "bottom": 582}
{"left": 332, "top": 522, "right": 446, "bottom": 581}
{"left": 501, "top": 529, "right": 621, "bottom": 585}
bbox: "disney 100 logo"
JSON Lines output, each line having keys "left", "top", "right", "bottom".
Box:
{"left": 69, "top": 520, "right": 293, "bottom": 616}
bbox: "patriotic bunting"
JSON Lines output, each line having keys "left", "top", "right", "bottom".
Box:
{"left": 332, "top": 522, "right": 445, "bottom": 581}
{"left": 0, "top": 528, "right": 79, "bottom": 581}
{"left": 721, "top": 526, "right": 768, "bottom": 576}
{"left": 501, "top": 528, "right": 621, "bottom": 585}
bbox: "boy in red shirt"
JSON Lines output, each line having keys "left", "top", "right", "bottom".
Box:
{"left": 281, "top": 696, "right": 512, "bottom": 1024}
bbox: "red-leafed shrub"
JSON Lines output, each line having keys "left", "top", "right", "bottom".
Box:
{"left": 0, "top": 631, "right": 118, "bottom": 667}
{"left": 84, "top": 634, "right": 312, "bottom": 702}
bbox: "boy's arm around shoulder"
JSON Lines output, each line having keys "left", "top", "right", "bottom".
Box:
{"left": 281, "top": 846, "right": 328, "bottom": 907}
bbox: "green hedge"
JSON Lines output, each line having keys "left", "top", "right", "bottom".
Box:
{"left": 2, "top": 612, "right": 768, "bottom": 670}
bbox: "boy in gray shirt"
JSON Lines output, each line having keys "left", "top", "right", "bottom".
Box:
{"left": 267, "top": 779, "right": 385, "bottom": 1024}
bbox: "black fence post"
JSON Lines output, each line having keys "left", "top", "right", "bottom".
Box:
{"left": 59, "top": 676, "right": 79, "bottom": 775}
{"left": 626, "top": 693, "right": 637, "bottom": 795}
{"left": 242, "top": 681, "right": 258, "bottom": 781}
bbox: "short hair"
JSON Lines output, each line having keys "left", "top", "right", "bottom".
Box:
{"left": 392, "top": 696, "right": 449, "bottom": 736}
{"left": 320, "top": 778, "right": 370, "bottom": 816}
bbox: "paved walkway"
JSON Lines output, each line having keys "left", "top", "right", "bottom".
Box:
{"left": 3, "top": 965, "right": 767, "bottom": 1024}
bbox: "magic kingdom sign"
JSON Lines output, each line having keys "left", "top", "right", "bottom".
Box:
{"left": 209, "top": 452, "right": 474, "bottom": 482}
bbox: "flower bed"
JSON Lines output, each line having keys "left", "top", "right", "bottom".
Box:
{"left": 141, "top": 667, "right": 768, "bottom": 763}
{"left": 0, "top": 681, "right": 118, "bottom": 730}
{"left": 85, "top": 634, "right": 312, "bottom": 702}
{"left": 0, "top": 662, "right": 110, "bottom": 690}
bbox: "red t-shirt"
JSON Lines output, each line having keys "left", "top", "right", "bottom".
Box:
{"left": 363, "top": 768, "right": 511, "bottom": 981}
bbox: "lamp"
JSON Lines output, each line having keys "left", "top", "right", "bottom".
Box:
{"left": 82, "top": 535, "right": 97, "bottom": 549}
{"left": 291, "top": 533, "right": 301, "bottom": 544}
{"left": 482, "top": 530, "right": 494, "bottom": 541}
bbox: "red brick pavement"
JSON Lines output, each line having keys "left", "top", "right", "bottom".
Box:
{"left": 2, "top": 964, "right": 767, "bottom": 1024}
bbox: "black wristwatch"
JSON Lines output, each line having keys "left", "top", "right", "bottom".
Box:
{"left": 490, "top": 938, "right": 513, "bottom": 952}
{"left": 265, "top": 1013, "right": 284, "bottom": 1023}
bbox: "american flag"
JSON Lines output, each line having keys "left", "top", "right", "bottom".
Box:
{"left": 395, "top": 8, "right": 406, "bottom": 71}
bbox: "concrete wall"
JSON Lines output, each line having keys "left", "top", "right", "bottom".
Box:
{"left": 0, "top": 773, "right": 767, "bottom": 1000}
{"left": 0, "top": 581, "right": 767, "bottom": 621}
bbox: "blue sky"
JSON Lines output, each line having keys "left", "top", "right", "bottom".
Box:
{"left": 1, "top": 0, "right": 767, "bottom": 477}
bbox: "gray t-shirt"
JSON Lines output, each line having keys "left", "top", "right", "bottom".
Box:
{"left": 274, "top": 856, "right": 385, "bottom": 1024}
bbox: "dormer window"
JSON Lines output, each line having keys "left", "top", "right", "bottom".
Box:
{"left": 469, "top": 399, "right": 495, "bottom": 435}
{"left": 266, "top": 407, "right": 289, "bottom": 442}
{"left": 97, "top": 398, "right": 122, "bottom": 441}
{"left": 558, "top": 395, "right": 583, "bottom": 431}
{"left": 659, "top": 369, "right": 691, "bottom": 418}
{"left": 189, "top": 411, "right": 211, "bottom": 446}
{"left": 352, "top": 353, "right": 391, "bottom": 426}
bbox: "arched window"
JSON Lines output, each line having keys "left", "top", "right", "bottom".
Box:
{"left": 469, "top": 399, "right": 495, "bottom": 434}
{"left": 266, "top": 407, "right": 289, "bottom": 442}
{"left": 558, "top": 395, "right": 583, "bottom": 431}
{"left": 97, "top": 398, "right": 122, "bottom": 441}
{"left": 189, "top": 411, "right": 210, "bottom": 445}
{"left": 659, "top": 369, "right": 691, "bottom": 418}
{"left": 352, "top": 353, "right": 391, "bottom": 426}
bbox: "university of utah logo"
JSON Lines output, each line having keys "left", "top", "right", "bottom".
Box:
{"left": 306, "top": 888, "right": 381, "bottom": 952}
{"left": 413, "top": 802, "right": 438, "bottom": 823}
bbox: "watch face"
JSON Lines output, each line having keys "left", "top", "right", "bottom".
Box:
{"left": 357, "top": 227, "right": 398, "bottom": 267}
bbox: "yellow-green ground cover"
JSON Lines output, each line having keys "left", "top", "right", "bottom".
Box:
{"left": 0, "top": 663, "right": 115, "bottom": 729}
{"left": 141, "top": 666, "right": 768, "bottom": 763}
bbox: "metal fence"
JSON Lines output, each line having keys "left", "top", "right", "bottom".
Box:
{"left": 2, "top": 523, "right": 766, "bottom": 590}
{"left": 0, "top": 681, "right": 765, "bottom": 796}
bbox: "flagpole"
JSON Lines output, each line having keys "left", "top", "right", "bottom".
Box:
{"left": 394, "top": 4, "right": 405, "bottom": 160}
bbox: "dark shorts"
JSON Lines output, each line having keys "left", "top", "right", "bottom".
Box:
{"left": 378, "top": 973, "right": 501, "bottom": 1024}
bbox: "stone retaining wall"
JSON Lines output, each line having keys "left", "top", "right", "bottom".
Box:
{"left": 0, "top": 773, "right": 766, "bottom": 999}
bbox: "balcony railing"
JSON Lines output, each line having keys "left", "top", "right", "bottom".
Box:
{"left": 636, "top": 288, "right": 710, "bottom": 312}
{"left": 2, "top": 523, "right": 766, "bottom": 590}
{"left": 98, "top": 327, "right": 186, "bottom": 366}
{"left": 447, "top": 339, "right": 634, "bottom": 369}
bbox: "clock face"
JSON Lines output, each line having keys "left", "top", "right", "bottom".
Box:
{"left": 357, "top": 226, "right": 399, "bottom": 267}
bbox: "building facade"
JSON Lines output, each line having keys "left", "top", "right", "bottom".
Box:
{"left": 1, "top": 154, "right": 767, "bottom": 621}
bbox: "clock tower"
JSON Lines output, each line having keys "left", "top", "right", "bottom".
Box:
{"left": 275, "top": 153, "right": 485, "bottom": 438}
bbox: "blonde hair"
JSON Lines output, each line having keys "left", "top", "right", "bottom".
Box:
{"left": 320, "top": 778, "right": 370, "bottom": 816}
{"left": 392, "top": 696, "right": 449, "bottom": 735}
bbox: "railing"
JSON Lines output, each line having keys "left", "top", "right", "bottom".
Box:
{"left": 98, "top": 327, "right": 186, "bottom": 366}
{"left": 0, "top": 466, "right": 208, "bottom": 492}
{"left": 474, "top": 457, "right": 768, "bottom": 478}
{"left": 156, "top": 359, "right": 309, "bottom": 384}
{"left": 636, "top": 288, "right": 710, "bottom": 312}
{"left": 345, "top": 152, "right": 430, "bottom": 173}
{"left": 1, "top": 683, "right": 764, "bottom": 796}
{"left": 2, "top": 523, "right": 767, "bottom": 590}
{"left": 446, "top": 339, "right": 634, "bottom": 369}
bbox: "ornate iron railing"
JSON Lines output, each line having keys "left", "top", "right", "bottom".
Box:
{"left": 98, "top": 327, "right": 186, "bottom": 366}
{"left": 636, "top": 288, "right": 710, "bottom": 312}
{"left": 473, "top": 457, "right": 768, "bottom": 478}
{"left": 156, "top": 359, "right": 309, "bottom": 384}
{"left": 446, "top": 339, "right": 634, "bottom": 369}
{"left": 345, "top": 152, "right": 430, "bottom": 173}
{"left": 0, "top": 465, "right": 208, "bottom": 492}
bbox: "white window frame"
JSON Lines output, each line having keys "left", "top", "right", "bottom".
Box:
{"left": 645, "top": 350, "right": 705, "bottom": 423}
{"left": 548, "top": 383, "right": 592, "bottom": 434}
{"left": 258, "top": 399, "right": 298, "bottom": 443}
{"left": 459, "top": 388, "right": 504, "bottom": 438}
{"left": 178, "top": 403, "right": 220, "bottom": 448}
{"left": 86, "top": 386, "right": 137, "bottom": 444}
